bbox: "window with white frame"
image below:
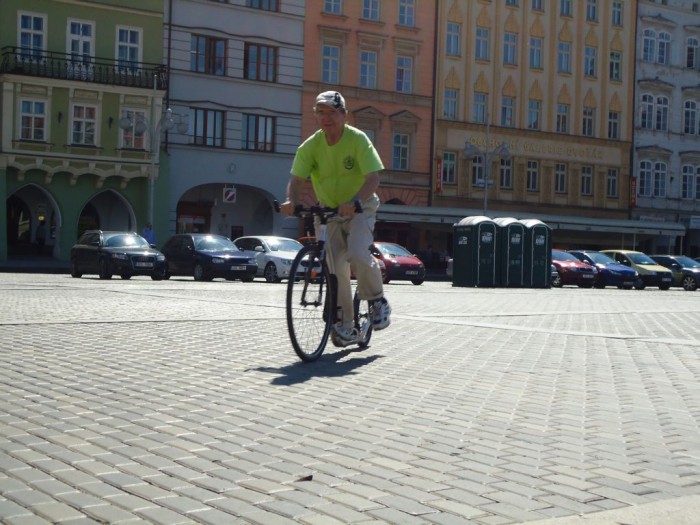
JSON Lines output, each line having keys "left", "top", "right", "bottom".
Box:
{"left": 322, "top": 44, "right": 340, "bottom": 83}
{"left": 362, "top": 0, "right": 379, "bottom": 20}
{"left": 506, "top": 0, "right": 519, "bottom": 5}
{"left": 581, "top": 165, "right": 593, "bottom": 196}
{"left": 642, "top": 29, "right": 656, "bottom": 62}
{"left": 71, "top": 104, "right": 97, "bottom": 145}
{"left": 681, "top": 165, "right": 694, "bottom": 199}
{"left": 501, "top": 97, "right": 514, "bottom": 127}
{"left": 527, "top": 160, "right": 539, "bottom": 191}
{"left": 607, "top": 168, "right": 619, "bottom": 198}
{"left": 530, "top": 37, "right": 543, "bottom": 69}
{"left": 584, "top": 46, "right": 597, "bottom": 77}
{"left": 657, "top": 32, "right": 670, "bottom": 64}
{"left": 20, "top": 99, "right": 46, "bottom": 141}
{"left": 471, "top": 155, "right": 484, "bottom": 186}
{"left": 442, "top": 151, "right": 456, "bottom": 185}
{"left": 116, "top": 27, "right": 141, "bottom": 71}
{"left": 396, "top": 55, "right": 413, "bottom": 93}
{"left": 655, "top": 95, "right": 669, "bottom": 131}
{"left": 119, "top": 109, "right": 147, "bottom": 149}
{"left": 527, "top": 99, "right": 541, "bottom": 130}
{"left": 696, "top": 169, "right": 700, "bottom": 200}
{"left": 500, "top": 158, "right": 513, "bottom": 189}
{"left": 360, "top": 49, "right": 377, "bottom": 89}
{"left": 324, "top": 0, "right": 342, "bottom": 15}
{"left": 473, "top": 92, "right": 486, "bottom": 123}
{"left": 68, "top": 20, "right": 94, "bottom": 65}
{"left": 640, "top": 93, "right": 654, "bottom": 129}
{"left": 608, "top": 111, "right": 620, "bottom": 139}
{"left": 684, "top": 100, "right": 699, "bottom": 134}
{"left": 586, "top": 0, "right": 598, "bottom": 21}
{"left": 639, "top": 161, "right": 652, "bottom": 197}
{"left": 582, "top": 106, "right": 595, "bottom": 136}
{"left": 560, "top": 0, "right": 572, "bottom": 16}
{"left": 556, "top": 103, "right": 569, "bottom": 133}
{"left": 653, "top": 162, "right": 667, "bottom": 197}
{"left": 612, "top": 1, "right": 623, "bottom": 26}
{"left": 446, "top": 22, "right": 461, "bottom": 56}
{"left": 688, "top": 37, "right": 700, "bottom": 69}
{"left": 475, "top": 28, "right": 489, "bottom": 61}
{"left": 609, "top": 51, "right": 621, "bottom": 81}
{"left": 638, "top": 160, "right": 666, "bottom": 197}
{"left": 392, "top": 133, "right": 410, "bottom": 170}
{"left": 557, "top": 41, "right": 571, "bottom": 73}
{"left": 503, "top": 32, "right": 517, "bottom": 65}
{"left": 246, "top": 0, "right": 279, "bottom": 11}
{"left": 398, "top": 0, "right": 415, "bottom": 27}
{"left": 532, "top": 0, "right": 543, "bottom": 10}
{"left": 444, "top": 88, "right": 458, "bottom": 120}
{"left": 555, "top": 163, "right": 567, "bottom": 193}
{"left": 19, "top": 12, "right": 45, "bottom": 59}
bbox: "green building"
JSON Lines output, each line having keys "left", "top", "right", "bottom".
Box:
{"left": 1, "top": 0, "right": 166, "bottom": 263}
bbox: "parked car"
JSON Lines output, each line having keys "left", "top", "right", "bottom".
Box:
{"left": 550, "top": 264, "right": 562, "bottom": 287}
{"left": 650, "top": 254, "right": 700, "bottom": 291}
{"left": 550, "top": 249, "right": 597, "bottom": 287}
{"left": 233, "top": 236, "right": 305, "bottom": 282}
{"left": 601, "top": 249, "right": 673, "bottom": 290}
{"left": 160, "top": 234, "right": 257, "bottom": 282}
{"left": 70, "top": 230, "right": 166, "bottom": 280}
{"left": 370, "top": 242, "right": 426, "bottom": 285}
{"left": 568, "top": 249, "right": 639, "bottom": 289}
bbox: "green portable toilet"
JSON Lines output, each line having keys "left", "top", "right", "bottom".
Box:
{"left": 520, "top": 219, "right": 552, "bottom": 288}
{"left": 452, "top": 216, "right": 498, "bottom": 287}
{"left": 494, "top": 217, "right": 525, "bottom": 287}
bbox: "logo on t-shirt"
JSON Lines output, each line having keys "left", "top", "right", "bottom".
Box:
{"left": 344, "top": 156, "right": 355, "bottom": 170}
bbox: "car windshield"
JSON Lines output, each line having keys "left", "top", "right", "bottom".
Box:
{"left": 377, "top": 243, "right": 412, "bottom": 257}
{"left": 587, "top": 252, "right": 617, "bottom": 264}
{"left": 194, "top": 236, "right": 238, "bottom": 252}
{"left": 104, "top": 234, "right": 150, "bottom": 248}
{"left": 673, "top": 255, "right": 700, "bottom": 268}
{"left": 552, "top": 250, "right": 579, "bottom": 262}
{"left": 628, "top": 253, "right": 657, "bottom": 265}
{"left": 266, "top": 238, "right": 302, "bottom": 252}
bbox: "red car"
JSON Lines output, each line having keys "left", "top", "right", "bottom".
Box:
{"left": 551, "top": 249, "right": 598, "bottom": 287}
{"left": 371, "top": 242, "right": 426, "bottom": 285}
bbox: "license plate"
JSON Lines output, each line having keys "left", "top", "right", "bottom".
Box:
{"left": 623, "top": 281, "right": 633, "bottom": 286}
{"left": 661, "top": 277, "right": 671, "bottom": 282}
{"left": 230, "top": 265, "right": 246, "bottom": 271}
{"left": 582, "top": 274, "right": 593, "bottom": 278}
{"left": 135, "top": 262, "right": 153, "bottom": 268}
{"left": 406, "top": 270, "right": 418, "bottom": 275}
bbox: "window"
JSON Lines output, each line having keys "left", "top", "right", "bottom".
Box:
{"left": 655, "top": 96, "right": 669, "bottom": 131}
{"left": 501, "top": 97, "right": 514, "bottom": 127}
{"left": 119, "top": 109, "right": 146, "bottom": 149}
{"left": 506, "top": 0, "right": 519, "bottom": 5}
{"left": 657, "top": 32, "right": 670, "bottom": 65}
{"left": 607, "top": 168, "right": 618, "bottom": 198}
{"left": 586, "top": 0, "right": 598, "bottom": 21}
{"left": 473, "top": 93, "right": 486, "bottom": 123}
{"left": 560, "top": 0, "right": 572, "bottom": 16}
{"left": 193, "top": 108, "right": 225, "bottom": 147}
{"left": 392, "top": 133, "right": 410, "bottom": 170}
{"left": 475, "top": 28, "right": 489, "bottom": 61}
{"left": 503, "top": 32, "right": 517, "bottom": 65}
{"left": 557, "top": 41, "right": 571, "bottom": 73}
{"left": 684, "top": 100, "right": 698, "bottom": 134}
{"left": 446, "top": 22, "right": 461, "bottom": 56}
{"left": 556, "top": 103, "right": 569, "bottom": 133}
{"left": 584, "top": 46, "right": 597, "bottom": 77}
{"left": 68, "top": 20, "right": 94, "bottom": 66}
{"left": 360, "top": 50, "right": 377, "bottom": 89}
{"left": 696, "top": 170, "right": 700, "bottom": 200}
{"left": 71, "top": 104, "right": 97, "bottom": 145}
{"left": 639, "top": 160, "right": 652, "bottom": 197}
{"left": 642, "top": 29, "right": 656, "bottom": 62}
{"left": 444, "top": 88, "right": 458, "bottom": 120}
{"left": 638, "top": 160, "right": 667, "bottom": 197}
{"left": 609, "top": 51, "right": 621, "bottom": 81}
{"left": 324, "top": 0, "right": 342, "bottom": 14}
{"left": 687, "top": 37, "right": 699, "bottom": 69}
{"left": 581, "top": 165, "right": 593, "bottom": 196}
{"left": 555, "top": 163, "right": 567, "bottom": 193}
{"left": 20, "top": 99, "right": 45, "bottom": 141}
{"left": 242, "top": 113, "right": 273, "bottom": 151}
{"left": 244, "top": 43, "right": 276, "bottom": 81}
{"left": 608, "top": 111, "right": 620, "bottom": 139}
{"left": 442, "top": 151, "right": 456, "bottom": 185}
{"left": 582, "top": 107, "right": 595, "bottom": 136}
{"left": 527, "top": 99, "right": 541, "bottom": 130}
{"left": 396, "top": 55, "right": 413, "bottom": 93}
{"left": 19, "top": 12, "right": 45, "bottom": 58}
{"left": 527, "top": 160, "right": 539, "bottom": 191}
{"left": 322, "top": 45, "right": 340, "bottom": 83}
{"left": 681, "top": 165, "right": 694, "bottom": 199}
{"left": 116, "top": 27, "right": 141, "bottom": 71}
{"left": 398, "top": 0, "right": 415, "bottom": 27}
{"left": 500, "top": 158, "right": 513, "bottom": 189}
{"left": 362, "top": 0, "right": 379, "bottom": 20}
{"left": 533, "top": 0, "right": 543, "bottom": 10}
{"left": 246, "top": 0, "right": 279, "bottom": 11}
{"left": 471, "top": 155, "right": 484, "bottom": 186}
{"left": 191, "top": 35, "right": 226, "bottom": 76}
{"left": 653, "top": 162, "right": 666, "bottom": 197}
{"left": 530, "top": 37, "right": 543, "bottom": 69}
{"left": 612, "top": 1, "right": 623, "bottom": 26}
{"left": 640, "top": 93, "right": 654, "bottom": 129}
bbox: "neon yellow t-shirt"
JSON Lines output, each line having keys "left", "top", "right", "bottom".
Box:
{"left": 291, "top": 124, "right": 384, "bottom": 208}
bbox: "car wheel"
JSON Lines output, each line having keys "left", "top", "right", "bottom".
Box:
{"left": 594, "top": 280, "right": 606, "bottom": 289}
{"left": 194, "top": 264, "right": 207, "bottom": 281}
{"left": 120, "top": 275, "right": 131, "bottom": 280}
{"left": 151, "top": 269, "right": 166, "bottom": 281}
{"left": 411, "top": 279, "right": 424, "bottom": 285}
{"left": 634, "top": 277, "right": 645, "bottom": 290}
{"left": 682, "top": 275, "right": 697, "bottom": 291}
{"left": 551, "top": 274, "right": 562, "bottom": 287}
{"left": 241, "top": 276, "right": 254, "bottom": 283}
{"left": 264, "top": 262, "right": 281, "bottom": 283}
{"left": 70, "top": 260, "right": 82, "bottom": 278}
{"left": 659, "top": 284, "right": 671, "bottom": 291}
{"left": 98, "top": 259, "right": 112, "bottom": 280}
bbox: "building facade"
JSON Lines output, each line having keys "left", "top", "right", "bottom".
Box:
{"left": 634, "top": 0, "right": 700, "bottom": 256}
{"left": 1, "top": 0, "right": 166, "bottom": 262}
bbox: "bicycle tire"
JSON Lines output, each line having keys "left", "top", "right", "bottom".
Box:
{"left": 286, "top": 246, "right": 334, "bottom": 362}
{"left": 354, "top": 292, "right": 373, "bottom": 349}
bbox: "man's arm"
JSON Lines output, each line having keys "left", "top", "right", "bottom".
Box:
{"left": 279, "top": 176, "right": 306, "bottom": 216}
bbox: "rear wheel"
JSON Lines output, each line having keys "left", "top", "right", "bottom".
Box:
{"left": 286, "top": 246, "right": 333, "bottom": 363}
{"left": 120, "top": 275, "right": 131, "bottom": 280}
{"left": 411, "top": 279, "right": 424, "bottom": 285}
{"left": 70, "top": 260, "right": 82, "bottom": 278}
{"left": 634, "top": 277, "right": 645, "bottom": 290}
{"left": 194, "top": 264, "right": 211, "bottom": 281}
{"left": 659, "top": 284, "right": 671, "bottom": 291}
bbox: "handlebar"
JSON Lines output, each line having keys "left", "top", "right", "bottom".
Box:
{"left": 273, "top": 200, "right": 362, "bottom": 217}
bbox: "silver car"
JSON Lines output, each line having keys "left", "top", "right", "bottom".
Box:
{"left": 233, "top": 236, "right": 304, "bottom": 282}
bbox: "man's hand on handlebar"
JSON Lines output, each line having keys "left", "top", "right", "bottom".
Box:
{"left": 279, "top": 200, "right": 296, "bottom": 217}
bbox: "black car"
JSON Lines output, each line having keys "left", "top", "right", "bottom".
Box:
{"left": 650, "top": 254, "right": 700, "bottom": 291}
{"left": 161, "top": 234, "right": 257, "bottom": 281}
{"left": 70, "top": 230, "right": 166, "bottom": 280}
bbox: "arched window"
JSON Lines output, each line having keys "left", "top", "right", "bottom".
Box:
{"left": 639, "top": 160, "right": 652, "bottom": 196}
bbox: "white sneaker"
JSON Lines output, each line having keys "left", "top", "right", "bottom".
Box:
{"left": 332, "top": 325, "right": 360, "bottom": 347}
{"left": 372, "top": 298, "right": 391, "bottom": 330}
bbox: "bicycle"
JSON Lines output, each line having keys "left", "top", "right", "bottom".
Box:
{"left": 276, "top": 201, "right": 373, "bottom": 362}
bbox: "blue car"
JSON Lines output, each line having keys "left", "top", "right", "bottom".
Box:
{"left": 568, "top": 250, "right": 639, "bottom": 289}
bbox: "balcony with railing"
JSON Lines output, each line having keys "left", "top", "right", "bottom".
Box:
{"left": 0, "top": 47, "right": 167, "bottom": 90}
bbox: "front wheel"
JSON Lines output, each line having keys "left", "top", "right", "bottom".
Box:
{"left": 682, "top": 275, "right": 697, "bottom": 291}
{"left": 286, "top": 246, "right": 333, "bottom": 363}
{"left": 634, "top": 277, "right": 645, "bottom": 290}
{"left": 411, "top": 279, "right": 424, "bottom": 285}
{"left": 98, "top": 259, "right": 112, "bottom": 280}
{"left": 70, "top": 260, "right": 82, "bottom": 278}
{"left": 264, "top": 262, "right": 281, "bottom": 283}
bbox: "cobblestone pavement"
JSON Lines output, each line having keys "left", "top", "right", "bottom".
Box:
{"left": 1, "top": 273, "right": 700, "bottom": 525}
